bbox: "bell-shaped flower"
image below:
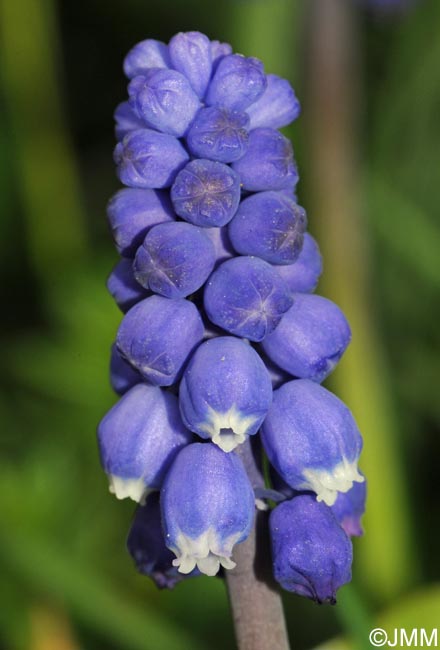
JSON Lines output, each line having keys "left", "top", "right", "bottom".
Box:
{"left": 261, "top": 379, "right": 364, "bottom": 506}
{"left": 210, "top": 40, "right": 233, "bottom": 68}
{"left": 116, "top": 295, "right": 204, "bottom": 386}
{"left": 186, "top": 106, "right": 250, "bottom": 163}
{"left": 205, "top": 54, "right": 266, "bottom": 111}
{"left": 127, "top": 493, "right": 199, "bottom": 589}
{"left": 170, "top": 159, "right": 241, "bottom": 227}
{"left": 275, "top": 233, "right": 322, "bottom": 294}
{"left": 331, "top": 477, "right": 367, "bottom": 537}
{"left": 107, "top": 188, "right": 174, "bottom": 258}
{"left": 270, "top": 494, "right": 353, "bottom": 603}
{"left": 204, "top": 256, "right": 293, "bottom": 341}
{"left": 114, "top": 102, "right": 145, "bottom": 141}
{"left": 179, "top": 336, "right": 272, "bottom": 451}
{"left": 128, "top": 70, "right": 200, "bottom": 137}
{"left": 245, "top": 74, "right": 301, "bottom": 130}
{"left": 107, "top": 258, "right": 150, "bottom": 312}
{"left": 97, "top": 383, "right": 193, "bottom": 503}
{"left": 231, "top": 127, "right": 298, "bottom": 192}
{"left": 114, "top": 129, "right": 189, "bottom": 189}
{"left": 260, "top": 294, "right": 351, "bottom": 383}
{"left": 133, "top": 222, "right": 215, "bottom": 298}
{"left": 169, "top": 31, "right": 212, "bottom": 99}
{"left": 123, "top": 39, "right": 171, "bottom": 79}
{"left": 228, "top": 191, "right": 307, "bottom": 264}
{"left": 109, "top": 343, "right": 141, "bottom": 395}
{"left": 161, "top": 443, "right": 255, "bottom": 575}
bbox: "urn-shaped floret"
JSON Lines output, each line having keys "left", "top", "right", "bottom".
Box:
{"left": 107, "top": 258, "right": 150, "bottom": 312}
{"left": 204, "top": 256, "right": 293, "bottom": 341}
{"left": 161, "top": 443, "right": 255, "bottom": 576}
{"left": 123, "top": 39, "right": 171, "bottom": 78}
{"left": 261, "top": 293, "right": 351, "bottom": 383}
{"left": 127, "top": 493, "right": 198, "bottom": 589}
{"left": 245, "top": 74, "right": 301, "bottom": 130}
{"left": 186, "top": 106, "right": 250, "bottom": 163}
{"left": 275, "top": 232, "right": 322, "bottom": 294}
{"left": 116, "top": 295, "right": 204, "bottom": 385}
{"left": 261, "top": 379, "right": 364, "bottom": 506}
{"left": 270, "top": 495, "right": 353, "bottom": 603}
{"left": 97, "top": 383, "right": 193, "bottom": 503}
{"left": 133, "top": 221, "right": 215, "bottom": 298}
{"left": 168, "top": 31, "right": 212, "bottom": 99}
{"left": 205, "top": 54, "right": 267, "bottom": 111}
{"left": 331, "top": 478, "right": 367, "bottom": 537}
{"left": 179, "top": 336, "right": 272, "bottom": 451}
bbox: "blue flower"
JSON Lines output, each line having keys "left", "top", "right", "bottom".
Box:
{"left": 133, "top": 221, "right": 215, "bottom": 298}
{"left": 205, "top": 54, "right": 267, "bottom": 111}
{"left": 107, "top": 258, "right": 150, "bottom": 312}
{"left": 170, "top": 159, "right": 241, "bottom": 227}
{"left": 114, "top": 101, "right": 145, "bottom": 141}
{"left": 260, "top": 293, "right": 351, "bottom": 382}
{"left": 109, "top": 343, "right": 142, "bottom": 395}
{"left": 114, "top": 129, "right": 189, "bottom": 189}
{"left": 123, "top": 39, "right": 171, "bottom": 79}
{"left": 97, "top": 383, "right": 193, "bottom": 503}
{"left": 270, "top": 494, "right": 353, "bottom": 603}
{"left": 169, "top": 31, "right": 212, "bottom": 99}
{"left": 186, "top": 106, "right": 250, "bottom": 163}
{"left": 261, "top": 379, "right": 364, "bottom": 506}
{"left": 116, "top": 295, "right": 204, "bottom": 385}
{"left": 161, "top": 443, "right": 255, "bottom": 575}
{"left": 107, "top": 187, "right": 174, "bottom": 257}
{"left": 228, "top": 191, "right": 307, "bottom": 264}
{"left": 204, "top": 256, "right": 293, "bottom": 341}
{"left": 245, "top": 73, "right": 301, "bottom": 130}
{"left": 331, "top": 477, "right": 367, "bottom": 537}
{"left": 179, "top": 336, "right": 272, "bottom": 451}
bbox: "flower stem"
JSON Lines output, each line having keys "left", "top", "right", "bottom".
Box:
{"left": 226, "top": 441, "right": 290, "bottom": 650}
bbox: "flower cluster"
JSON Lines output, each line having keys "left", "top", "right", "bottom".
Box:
{"left": 98, "top": 32, "right": 366, "bottom": 603}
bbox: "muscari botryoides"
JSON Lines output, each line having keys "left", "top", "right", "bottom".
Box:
{"left": 98, "top": 31, "right": 366, "bottom": 603}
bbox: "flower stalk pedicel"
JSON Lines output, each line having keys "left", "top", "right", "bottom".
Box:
{"left": 98, "top": 29, "right": 366, "bottom": 649}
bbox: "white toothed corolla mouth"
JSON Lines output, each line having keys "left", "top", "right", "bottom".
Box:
{"left": 108, "top": 475, "right": 154, "bottom": 504}
{"left": 169, "top": 528, "right": 243, "bottom": 576}
{"left": 300, "top": 458, "right": 364, "bottom": 506}
{"left": 198, "top": 404, "right": 259, "bottom": 452}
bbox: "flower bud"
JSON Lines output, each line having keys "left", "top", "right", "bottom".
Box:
{"left": 270, "top": 495, "right": 353, "bottom": 603}
{"left": 114, "top": 102, "right": 145, "bottom": 141}
{"left": 210, "top": 40, "right": 233, "bottom": 68}
{"left": 171, "top": 159, "right": 241, "bottom": 227}
{"left": 228, "top": 191, "right": 307, "bottom": 264}
{"left": 245, "top": 74, "right": 301, "bottom": 130}
{"left": 261, "top": 379, "right": 364, "bottom": 506}
{"left": 206, "top": 54, "right": 267, "bottom": 111}
{"left": 128, "top": 70, "right": 200, "bottom": 137}
{"left": 116, "top": 295, "right": 204, "bottom": 386}
{"left": 161, "top": 443, "right": 255, "bottom": 575}
{"left": 133, "top": 222, "right": 215, "bottom": 298}
{"left": 107, "top": 258, "right": 150, "bottom": 312}
{"left": 275, "top": 233, "right": 322, "bottom": 294}
{"left": 186, "top": 106, "right": 249, "bottom": 163}
{"left": 97, "top": 383, "right": 193, "bottom": 503}
{"left": 123, "top": 39, "right": 171, "bottom": 79}
{"left": 127, "top": 493, "right": 198, "bottom": 588}
{"left": 260, "top": 294, "right": 351, "bottom": 383}
{"left": 331, "top": 478, "right": 366, "bottom": 537}
{"left": 231, "top": 127, "right": 298, "bottom": 192}
{"left": 205, "top": 226, "right": 235, "bottom": 266}
{"left": 204, "top": 256, "right": 293, "bottom": 341}
{"left": 107, "top": 188, "right": 175, "bottom": 257}
{"left": 179, "top": 336, "right": 272, "bottom": 451}
{"left": 169, "top": 31, "right": 212, "bottom": 99}
{"left": 110, "top": 343, "right": 141, "bottom": 395}
{"left": 114, "top": 129, "right": 189, "bottom": 189}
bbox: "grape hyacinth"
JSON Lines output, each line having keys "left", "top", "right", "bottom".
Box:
{"left": 98, "top": 31, "right": 365, "bottom": 606}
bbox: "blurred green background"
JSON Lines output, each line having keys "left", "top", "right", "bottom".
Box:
{"left": 0, "top": 0, "right": 439, "bottom": 648}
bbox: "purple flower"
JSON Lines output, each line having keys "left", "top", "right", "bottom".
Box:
{"left": 114, "top": 129, "right": 189, "bottom": 189}
{"left": 204, "top": 256, "right": 293, "bottom": 341}
{"left": 331, "top": 478, "right": 367, "bottom": 537}
{"left": 107, "top": 258, "right": 150, "bottom": 312}
{"left": 260, "top": 293, "right": 351, "bottom": 382}
{"left": 114, "top": 102, "right": 145, "bottom": 141}
{"left": 245, "top": 74, "right": 301, "bottom": 130}
{"left": 205, "top": 54, "right": 267, "bottom": 111}
{"left": 261, "top": 379, "right": 364, "bottom": 506}
{"left": 97, "top": 383, "right": 193, "bottom": 503}
{"left": 179, "top": 336, "right": 272, "bottom": 451}
{"left": 171, "top": 159, "right": 241, "bottom": 227}
{"left": 275, "top": 232, "right": 323, "bottom": 294}
{"left": 232, "top": 127, "right": 299, "bottom": 192}
{"left": 228, "top": 191, "right": 307, "bottom": 264}
{"left": 123, "top": 39, "right": 171, "bottom": 79}
{"left": 161, "top": 443, "right": 255, "bottom": 575}
{"left": 270, "top": 494, "right": 353, "bottom": 603}
{"left": 109, "top": 343, "right": 142, "bottom": 395}
{"left": 186, "top": 106, "right": 250, "bottom": 163}
{"left": 116, "top": 295, "right": 204, "bottom": 386}
{"left": 169, "top": 31, "right": 212, "bottom": 99}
